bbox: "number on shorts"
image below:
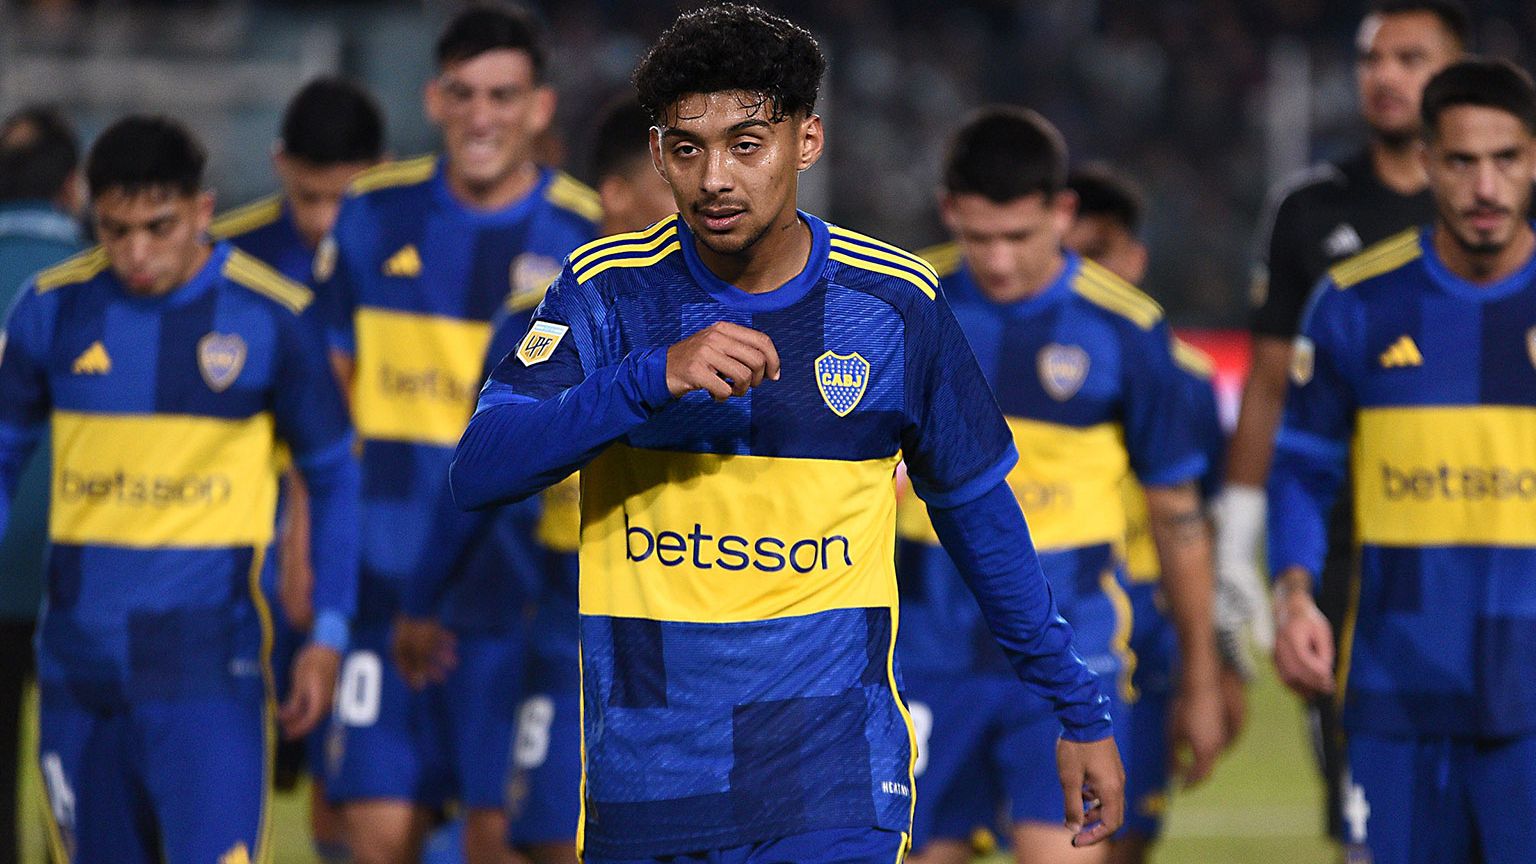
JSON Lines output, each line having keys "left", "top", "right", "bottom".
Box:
{"left": 513, "top": 695, "right": 556, "bottom": 769}
{"left": 336, "top": 650, "right": 382, "bottom": 727}
{"left": 908, "top": 701, "right": 934, "bottom": 777}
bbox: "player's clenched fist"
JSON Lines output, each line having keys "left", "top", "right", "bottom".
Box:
{"left": 666, "top": 321, "right": 781, "bottom": 401}
{"left": 1272, "top": 567, "right": 1336, "bottom": 700}
{"left": 1057, "top": 735, "right": 1125, "bottom": 847}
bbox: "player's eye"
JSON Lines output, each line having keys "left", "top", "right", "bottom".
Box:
{"left": 732, "top": 140, "right": 761, "bottom": 154}
{"left": 671, "top": 143, "right": 700, "bottom": 158}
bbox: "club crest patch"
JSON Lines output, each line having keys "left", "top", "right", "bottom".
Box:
{"left": 313, "top": 235, "right": 337, "bottom": 283}
{"left": 1291, "top": 335, "right": 1315, "bottom": 385}
{"left": 517, "top": 321, "right": 569, "bottom": 367}
{"left": 1037, "top": 344, "right": 1089, "bottom": 401}
{"left": 198, "top": 332, "right": 247, "bottom": 393}
{"left": 510, "top": 253, "right": 562, "bottom": 305}
{"left": 815, "top": 350, "right": 870, "bottom": 417}
{"left": 1527, "top": 326, "right": 1536, "bottom": 370}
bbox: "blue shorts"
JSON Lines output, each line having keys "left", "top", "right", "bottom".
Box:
{"left": 506, "top": 664, "right": 581, "bottom": 847}
{"left": 1123, "top": 581, "right": 1176, "bottom": 839}
{"left": 583, "top": 826, "right": 908, "bottom": 864}
{"left": 38, "top": 682, "right": 270, "bottom": 864}
{"left": 1344, "top": 730, "right": 1536, "bottom": 864}
{"left": 441, "top": 631, "right": 525, "bottom": 809}
{"left": 322, "top": 622, "right": 451, "bottom": 806}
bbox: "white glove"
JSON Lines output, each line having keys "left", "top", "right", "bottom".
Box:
{"left": 1212, "top": 484, "right": 1274, "bottom": 651}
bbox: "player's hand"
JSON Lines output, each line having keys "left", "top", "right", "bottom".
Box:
{"left": 392, "top": 616, "right": 458, "bottom": 690}
{"left": 280, "top": 643, "right": 341, "bottom": 740}
{"left": 665, "top": 321, "right": 781, "bottom": 401}
{"left": 1212, "top": 485, "right": 1274, "bottom": 651}
{"left": 1055, "top": 735, "right": 1124, "bottom": 847}
{"left": 1272, "top": 569, "right": 1336, "bottom": 699}
{"left": 1170, "top": 671, "right": 1225, "bottom": 787}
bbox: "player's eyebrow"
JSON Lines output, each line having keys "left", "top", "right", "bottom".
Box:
{"left": 727, "top": 119, "right": 772, "bottom": 133}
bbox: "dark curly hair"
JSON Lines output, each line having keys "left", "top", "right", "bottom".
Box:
{"left": 632, "top": 4, "right": 826, "bottom": 125}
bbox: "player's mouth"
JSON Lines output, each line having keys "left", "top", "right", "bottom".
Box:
{"left": 696, "top": 205, "right": 747, "bottom": 232}
{"left": 1465, "top": 207, "right": 1509, "bottom": 233}
{"left": 461, "top": 138, "right": 503, "bottom": 163}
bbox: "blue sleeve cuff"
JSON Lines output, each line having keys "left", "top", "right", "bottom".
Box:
{"left": 311, "top": 610, "right": 350, "bottom": 653}
{"left": 910, "top": 444, "right": 1019, "bottom": 510}
{"left": 1137, "top": 452, "right": 1207, "bottom": 489}
{"left": 1059, "top": 718, "right": 1115, "bottom": 744}
{"left": 635, "top": 346, "right": 673, "bottom": 411}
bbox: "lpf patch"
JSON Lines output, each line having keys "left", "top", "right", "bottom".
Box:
{"left": 1037, "top": 344, "right": 1089, "bottom": 401}
{"left": 1291, "top": 335, "right": 1315, "bottom": 385}
{"left": 313, "top": 235, "right": 337, "bottom": 283}
{"left": 510, "top": 253, "right": 562, "bottom": 304}
{"left": 198, "top": 332, "right": 247, "bottom": 393}
{"left": 815, "top": 350, "right": 870, "bottom": 417}
{"left": 517, "top": 321, "right": 569, "bottom": 367}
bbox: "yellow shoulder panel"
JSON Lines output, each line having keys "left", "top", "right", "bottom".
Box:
{"left": 222, "top": 249, "right": 313, "bottom": 314}
{"left": 348, "top": 154, "right": 437, "bottom": 196}
{"left": 918, "top": 241, "right": 963, "bottom": 278}
{"left": 1072, "top": 259, "right": 1163, "bottom": 330}
{"left": 545, "top": 172, "right": 603, "bottom": 223}
{"left": 574, "top": 239, "right": 682, "bottom": 285}
{"left": 35, "top": 247, "right": 110, "bottom": 293}
{"left": 826, "top": 249, "right": 937, "bottom": 300}
{"left": 568, "top": 214, "right": 678, "bottom": 269}
{"left": 1327, "top": 228, "right": 1422, "bottom": 289}
{"left": 827, "top": 226, "right": 940, "bottom": 283}
{"left": 209, "top": 195, "right": 282, "bottom": 239}
{"left": 571, "top": 218, "right": 680, "bottom": 281}
{"left": 1172, "top": 338, "right": 1216, "bottom": 379}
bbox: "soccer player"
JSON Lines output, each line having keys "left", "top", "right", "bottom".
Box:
{"left": 0, "top": 104, "right": 83, "bottom": 864}
{"left": 211, "top": 75, "right": 385, "bottom": 864}
{"left": 897, "top": 109, "right": 1222, "bottom": 864}
{"left": 1216, "top": 1, "right": 1465, "bottom": 837}
{"left": 1062, "top": 167, "right": 1231, "bottom": 864}
{"left": 1270, "top": 58, "right": 1536, "bottom": 863}
{"left": 452, "top": 6, "right": 1124, "bottom": 861}
{"left": 0, "top": 114, "right": 357, "bottom": 864}
{"left": 495, "top": 95, "right": 674, "bottom": 864}
{"left": 320, "top": 7, "right": 598, "bottom": 864}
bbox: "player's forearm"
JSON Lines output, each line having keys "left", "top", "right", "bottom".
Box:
{"left": 297, "top": 439, "right": 361, "bottom": 651}
{"left": 451, "top": 346, "right": 671, "bottom": 510}
{"left": 1224, "top": 337, "right": 1293, "bottom": 488}
{"left": 1266, "top": 442, "right": 1346, "bottom": 590}
{"left": 928, "top": 480, "right": 1112, "bottom": 742}
{"left": 1147, "top": 482, "right": 1220, "bottom": 682}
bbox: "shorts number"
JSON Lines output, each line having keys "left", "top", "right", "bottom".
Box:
{"left": 336, "top": 650, "right": 382, "bottom": 727}
{"left": 908, "top": 701, "right": 933, "bottom": 777}
{"left": 513, "top": 696, "right": 556, "bottom": 770}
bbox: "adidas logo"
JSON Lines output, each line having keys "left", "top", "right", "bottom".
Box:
{"left": 71, "top": 341, "right": 111, "bottom": 375}
{"left": 1379, "top": 335, "right": 1423, "bottom": 368}
{"left": 382, "top": 245, "right": 421, "bottom": 278}
{"left": 218, "top": 842, "right": 251, "bottom": 864}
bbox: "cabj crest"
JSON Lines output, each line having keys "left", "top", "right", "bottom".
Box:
{"left": 198, "top": 332, "right": 247, "bottom": 393}
{"left": 815, "top": 350, "right": 870, "bottom": 417}
{"left": 1037, "top": 344, "right": 1089, "bottom": 401}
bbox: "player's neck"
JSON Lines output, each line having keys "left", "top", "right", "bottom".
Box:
{"left": 445, "top": 161, "right": 539, "bottom": 212}
{"left": 128, "top": 243, "right": 213, "bottom": 299}
{"left": 694, "top": 211, "right": 811, "bottom": 295}
{"left": 975, "top": 251, "right": 1065, "bottom": 305}
{"left": 1433, "top": 223, "right": 1536, "bottom": 285}
{"left": 1369, "top": 135, "right": 1428, "bottom": 196}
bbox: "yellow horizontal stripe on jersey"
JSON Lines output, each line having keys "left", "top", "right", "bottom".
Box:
{"left": 828, "top": 251, "right": 936, "bottom": 300}
{"left": 1354, "top": 405, "right": 1536, "bottom": 546}
{"left": 209, "top": 195, "right": 282, "bottom": 239}
{"left": 1120, "top": 475, "right": 1160, "bottom": 584}
{"left": 579, "top": 444, "right": 900, "bottom": 623}
{"left": 50, "top": 410, "right": 279, "bottom": 548}
{"left": 538, "top": 473, "right": 581, "bottom": 553}
{"left": 352, "top": 308, "right": 491, "bottom": 446}
{"left": 575, "top": 241, "right": 681, "bottom": 285}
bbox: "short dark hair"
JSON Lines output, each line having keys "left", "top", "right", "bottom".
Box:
{"left": 280, "top": 78, "right": 385, "bottom": 166}
{"left": 1370, "top": 0, "right": 1471, "bottom": 49}
{"left": 436, "top": 4, "right": 545, "bottom": 81}
{"left": 591, "top": 96, "right": 654, "bottom": 182}
{"left": 86, "top": 115, "right": 205, "bottom": 199}
{"left": 943, "top": 106, "right": 1067, "bottom": 203}
{"left": 1421, "top": 57, "right": 1536, "bottom": 139}
{"left": 632, "top": 5, "right": 826, "bottom": 125}
{"left": 0, "top": 106, "right": 78, "bottom": 202}
{"left": 1068, "top": 163, "right": 1144, "bottom": 234}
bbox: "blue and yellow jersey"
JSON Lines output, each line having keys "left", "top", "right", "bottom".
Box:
{"left": 211, "top": 195, "right": 313, "bottom": 289}
{"left": 319, "top": 155, "right": 597, "bottom": 628}
{"left": 479, "top": 213, "right": 1017, "bottom": 857}
{"left": 896, "top": 248, "right": 1205, "bottom": 677}
{"left": 1121, "top": 339, "right": 1226, "bottom": 584}
{"left": 0, "top": 241, "right": 355, "bottom": 701}
{"left": 1271, "top": 225, "right": 1536, "bottom": 739}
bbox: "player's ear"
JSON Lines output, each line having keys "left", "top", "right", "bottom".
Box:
{"left": 195, "top": 190, "right": 216, "bottom": 234}
{"left": 1051, "top": 188, "right": 1079, "bottom": 237}
{"left": 423, "top": 79, "right": 443, "bottom": 126}
{"left": 649, "top": 126, "right": 666, "bottom": 177}
{"left": 529, "top": 86, "right": 558, "bottom": 137}
{"left": 796, "top": 113, "right": 824, "bottom": 172}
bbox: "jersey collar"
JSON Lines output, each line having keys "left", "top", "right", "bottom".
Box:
{"left": 1419, "top": 223, "right": 1536, "bottom": 303}
{"left": 678, "top": 209, "right": 830, "bottom": 312}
